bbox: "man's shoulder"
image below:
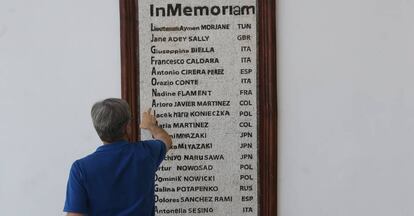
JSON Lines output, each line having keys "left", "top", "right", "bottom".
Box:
{"left": 72, "top": 153, "right": 97, "bottom": 170}
{"left": 74, "top": 147, "right": 109, "bottom": 167}
{"left": 77, "top": 152, "right": 97, "bottom": 163}
{"left": 74, "top": 141, "right": 161, "bottom": 163}
{"left": 76, "top": 141, "right": 145, "bottom": 160}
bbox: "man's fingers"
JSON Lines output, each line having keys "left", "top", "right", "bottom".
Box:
{"left": 142, "top": 108, "right": 153, "bottom": 117}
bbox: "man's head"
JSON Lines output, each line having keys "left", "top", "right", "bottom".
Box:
{"left": 91, "top": 98, "right": 131, "bottom": 143}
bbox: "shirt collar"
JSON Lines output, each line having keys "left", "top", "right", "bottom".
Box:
{"left": 96, "top": 140, "right": 128, "bottom": 152}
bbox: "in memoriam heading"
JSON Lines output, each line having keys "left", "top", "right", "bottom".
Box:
{"left": 150, "top": 4, "right": 256, "bottom": 17}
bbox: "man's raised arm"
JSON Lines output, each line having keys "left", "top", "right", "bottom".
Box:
{"left": 140, "top": 108, "right": 172, "bottom": 150}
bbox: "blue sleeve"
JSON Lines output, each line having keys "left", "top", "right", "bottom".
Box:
{"left": 142, "top": 139, "right": 167, "bottom": 168}
{"left": 63, "top": 161, "right": 88, "bottom": 214}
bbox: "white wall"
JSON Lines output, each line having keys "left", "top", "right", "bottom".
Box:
{"left": 279, "top": 0, "right": 414, "bottom": 215}
{"left": 0, "top": 0, "right": 121, "bottom": 215}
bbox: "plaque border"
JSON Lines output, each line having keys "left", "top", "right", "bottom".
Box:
{"left": 119, "top": 0, "right": 277, "bottom": 215}
{"left": 257, "top": 1, "right": 277, "bottom": 216}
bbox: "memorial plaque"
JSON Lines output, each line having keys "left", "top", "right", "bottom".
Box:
{"left": 138, "top": 1, "right": 258, "bottom": 215}
{"left": 120, "top": 0, "right": 276, "bottom": 215}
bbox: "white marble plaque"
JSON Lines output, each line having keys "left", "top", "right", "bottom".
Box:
{"left": 138, "top": 1, "right": 258, "bottom": 215}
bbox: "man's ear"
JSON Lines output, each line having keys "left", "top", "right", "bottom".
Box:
{"left": 125, "top": 121, "right": 132, "bottom": 141}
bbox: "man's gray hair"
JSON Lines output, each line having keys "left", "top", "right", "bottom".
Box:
{"left": 91, "top": 98, "right": 131, "bottom": 142}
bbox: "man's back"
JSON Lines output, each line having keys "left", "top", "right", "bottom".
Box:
{"left": 64, "top": 140, "right": 166, "bottom": 216}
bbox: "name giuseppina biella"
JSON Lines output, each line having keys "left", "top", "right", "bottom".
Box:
{"left": 150, "top": 4, "right": 255, "bottom": 17}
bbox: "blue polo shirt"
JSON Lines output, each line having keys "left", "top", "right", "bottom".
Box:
{"left": 64, "top": 140, "right": 166, "bottom": 216}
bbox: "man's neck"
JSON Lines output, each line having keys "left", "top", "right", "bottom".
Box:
{"left": 103, "top": 138, "right": 127, "bottom": 145}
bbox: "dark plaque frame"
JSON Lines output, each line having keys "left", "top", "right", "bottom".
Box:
{"left": 120, "top": 0, "right": 276, "bottom": 215}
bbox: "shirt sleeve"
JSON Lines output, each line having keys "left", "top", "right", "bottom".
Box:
{"left": 63, "top": 161, "right": 88, "bottom": 214}
{"left": 142, "top": 139, "right": 167, "bottom": 168}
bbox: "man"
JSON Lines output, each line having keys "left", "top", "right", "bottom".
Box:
{"left": 64, "top": 98, "right": 172, "bottom": 216}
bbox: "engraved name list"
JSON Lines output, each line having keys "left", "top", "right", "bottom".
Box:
{"left": 138, "top": 1, "right": 258, "bottom": 215}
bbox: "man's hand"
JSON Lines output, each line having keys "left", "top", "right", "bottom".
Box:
{"left": 140, "top": 108, "right": 173, "bottom": 150}
{"left": 139, "top": 108, "right": 157, "bottom": 130}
